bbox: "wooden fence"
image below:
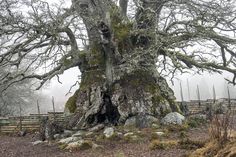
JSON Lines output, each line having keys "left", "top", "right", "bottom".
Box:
{"left": 1, "top": 100, "right": 236, "bottom": 133}
{"left": 0, "top": 112, "right": 65, "bottom": 134}
{"left": 178, "top": 100, "right": 236, "bottom": 115}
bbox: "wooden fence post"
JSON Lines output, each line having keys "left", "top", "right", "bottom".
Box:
{"left": 180, "top": 81, "right": 184, "bottom": 103}
{"left": 227, "top": 86, "right": 231, "bottom": 109}
{"left": 19, "top": 103, "right": 22, "bottom": 131}
{"left": 52, "top": 96, "right": 56, "bottom": 120}
{"left": 197, "top": 85, "right": 201, "bottom": 107}
{"left": 37, "top": 100, "right": 41, "bottom": 120}
{"left": 213, "top": 85, "right": 216, "bottom": 104}
{"left": 187, "top": 79, "right": 191, "bottom": 101}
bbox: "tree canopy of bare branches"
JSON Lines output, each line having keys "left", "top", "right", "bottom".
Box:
{"left": 1, "top": 0, "right": 236, "bottom": 91}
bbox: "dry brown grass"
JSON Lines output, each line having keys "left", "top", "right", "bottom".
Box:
{"left": 189, "top": 141, "right": 219, "bottom": 157}
{"left": 149, "top": 140, "right": 178, "bottom": 150}
{"left": 190, "top": 126, "right": 236, "bottom": 157}
{"left": 209, "top": 111, "right": 233, "bottom": 144}
{"left": 216, "top": 141, "right": 236, "bottom": 157}
{"left": 190, "top": 140, "right": 236, "bottom": 157}
{"left": 190, "top": 111, "right": 236, "bottom": 157}
{"left": 178, "top": 138, "right": 206, "bottom": 150}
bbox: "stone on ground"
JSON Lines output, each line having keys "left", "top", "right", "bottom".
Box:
{"left": 155, "top": 132, "right": 164, "bottom": 136}
{"left": 72, "top": 130, "right": 85, "bottom": 137}
{"left": 59, "top": 137, "right": 80, "bottom": 144}
{"left": 32, "top": 140, "right": 43, "bottom": 145}
{"left": 65, "top": 140, "right": 93, "bottom": 150}
{"left": 161, "top": 112, "right": 185, "bottom": 125}
{"left": 89, "top": 124, "right": 105, "bottom": 132}
{"left": 62, "top": 130, "right": 74, "bottom": 138}
{"left": 103, "top": 127, "right": 115, "bottom": 138}
{"left": 124, "top": 114, "right": 158, "bottom": 128}
{"left": 54, "top": 134, "right": 61, "bottom": 139}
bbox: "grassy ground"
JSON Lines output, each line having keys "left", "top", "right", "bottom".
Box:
{"left": 0, "top": 114, "right": 236, "bottom": 157}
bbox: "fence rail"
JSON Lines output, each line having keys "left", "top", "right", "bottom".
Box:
{"left": 1, "top": 99, "right": 236, "bottom": 133}
{"left": 0, "top": 112, "right": 65, "bottom": 134}
{"left": 178, "top": 100, "right": 236, "bottom": 115}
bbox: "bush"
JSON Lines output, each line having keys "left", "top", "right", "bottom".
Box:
{"left": 209, "top": 110, "right": 233, "bottom": 144}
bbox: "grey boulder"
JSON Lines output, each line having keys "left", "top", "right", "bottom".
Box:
{"left": 161, "top": 112, "right": 185, "bottom": 125}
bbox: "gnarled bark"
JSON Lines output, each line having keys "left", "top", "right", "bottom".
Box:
{"left": 67, "top": 0, "right": 179, "bottom": 129}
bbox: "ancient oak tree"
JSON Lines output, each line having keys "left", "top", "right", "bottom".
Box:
{"left": 1, "top": 0, "right": 236, "bottom": 128}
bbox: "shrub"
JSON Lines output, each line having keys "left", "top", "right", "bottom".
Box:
{"left": 209, "top": 110, "right": 233, "bottom": 144}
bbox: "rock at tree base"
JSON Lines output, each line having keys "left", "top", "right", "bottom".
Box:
{"left": 124, "top": 114, "right": 158, "bottom": 128}
{"left": 161, "top": 112, "right": 185, "bottom": 125}
{"left": 32, "top": 140, "right": 43, "bottom": 146}
{"left": 89, "top": 124, "right": 105, "bottom": 132}
{"left": 103, "top": 127, "right": 115, "bottom": 138}
{"left": 62, "top": 130, "right": 74, "bottom": 138}
{"left": 72, "top": 130, "right": 85, "bottom": 137}
{"left": 59, "top": 137, "right": 80, "bottom": 144}
{"left": 65, "top": 140, "right": 94, "bottom": 150}
{"left": 155, "top": 132, "right": 164, "bottom": 136}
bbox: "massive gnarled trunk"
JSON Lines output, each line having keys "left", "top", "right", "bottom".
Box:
{"left": 68, "top": 0, "right": 179, "bottom": 128}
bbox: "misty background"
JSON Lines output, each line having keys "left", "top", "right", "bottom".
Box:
{"left": 24, "top": 67, "right": 235, "bottom": 115}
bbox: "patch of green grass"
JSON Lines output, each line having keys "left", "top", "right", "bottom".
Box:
{"left": 187, "top": 117, "right": 206, "bottom": 128}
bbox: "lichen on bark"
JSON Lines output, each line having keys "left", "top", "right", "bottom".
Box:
{"left": 66, "top": 0, "right": 180, "bottom": 129}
